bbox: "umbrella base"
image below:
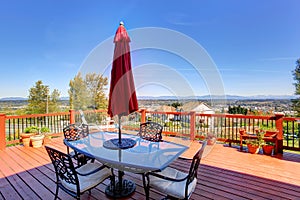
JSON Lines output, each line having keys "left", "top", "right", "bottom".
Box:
{"left": 105, "top": 179, "right": 136, "bottom": 198}
{"left": 103, "top": 138, "right": 136, "bottom": 150}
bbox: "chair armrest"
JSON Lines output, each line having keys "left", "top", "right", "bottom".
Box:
{"left": 148, "top": 171, "right": 188, "bottom": 182}
{"left": 76, "top": 164, "right": 107, "bottom": 176}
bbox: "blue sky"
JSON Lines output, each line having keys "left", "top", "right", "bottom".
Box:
{"left": 0, "top": 0, "right": 299, "bottom": 98}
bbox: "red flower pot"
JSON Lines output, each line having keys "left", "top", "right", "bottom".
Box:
{"left": 263, "top": 145, "right": 274, "bottom": 155}
{"left": 247, "top": 144, "right": 259, "bottom": 154}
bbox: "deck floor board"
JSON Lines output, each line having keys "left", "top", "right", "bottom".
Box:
{"left": 1, "top": 136, "right": 300, "bottom": 200}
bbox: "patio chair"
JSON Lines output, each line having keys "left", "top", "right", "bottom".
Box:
{"left": 142, "top": 141, "right": 207, "bottom": 200}
{"left": 138, "top": 122, "right": 163, "bottom": 142}
{"left": 63, "top": 124, "right": 95, "bottom": 166}
{"left": 45, "top": 146, "right": 114, "bottom": 200}
{"left": 79, "top": 110, "right": 101, "bottom": 131}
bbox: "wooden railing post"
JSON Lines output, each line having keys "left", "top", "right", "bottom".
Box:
{"left": 190, "top": 111, "right": 196, "bottom": 140}
{"left": 0, "top": 113, "right": 6, "bottom": 150}
{"left": 70, "top": 109, "right": 75, "bottom": 124}
{"left": 275, "top": 112, "right": 285, "bottom": 154}
{"left": 140, "top": 109, "right": 146, "bottom": 123}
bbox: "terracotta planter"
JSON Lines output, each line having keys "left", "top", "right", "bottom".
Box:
{"left": 30, "top": 135, "right": 45, "bottom": 148}
{"left": 43, "top": 136, "right": 52, "bottom": 144}
{"left": 20, "top": 133, "right": 34, "bottom": 147}
{"left": 247, "top": 144, "right": 259, "bottom": 154}
{"left": 263, "top": 145, "right": 274, "bottom": 155}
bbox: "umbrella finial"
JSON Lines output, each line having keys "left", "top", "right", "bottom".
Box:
{"left": 120, "top": 21, "right": 124, "bottom": 26}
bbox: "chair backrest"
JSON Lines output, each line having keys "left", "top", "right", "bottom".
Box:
{"left": 45, "top": 146, "right": 79, "bottom": 193}
{"left": 138, "top": 122, "right": 163, "bottom": 142}
{"left": 63, "top": 124, "right": 89, "bottom": 157}
{"left": 79, "top": 123, "right": 89, "bottom": 138}
{"left": 63, "top": 124, "right": 88, "bottom": 141}
{"left": 186, "top": 141, "right": 207, "bottom": 188}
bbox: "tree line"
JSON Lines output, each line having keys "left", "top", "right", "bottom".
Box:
{"left": 15, "top": 73, "right": 108, "bottom": 115}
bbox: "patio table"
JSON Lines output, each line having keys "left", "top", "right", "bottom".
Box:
{"left": 64, "top": 131, "right": 188, "bottom": 198}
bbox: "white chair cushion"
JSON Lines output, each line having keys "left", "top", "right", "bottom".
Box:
{"left": 61, "top": 162, "right": 111, "bottom": 193}
{"left": 149, "top": 167, "right": 197, "bottom": 199}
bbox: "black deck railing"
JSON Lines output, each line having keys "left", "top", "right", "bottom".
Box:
{"left": 4, "top": 112, "right": 70, "bottom": 145}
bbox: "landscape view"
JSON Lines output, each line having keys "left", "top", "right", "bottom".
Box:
{"left": 1, "top": 1, "right": 300, "bottom": 200}
{"left": 0, "top": 95, "right": 297, "bottom": 117}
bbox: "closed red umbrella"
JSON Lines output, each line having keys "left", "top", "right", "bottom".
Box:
{"left": 106, "top": 22, "right": 138, "bottom": 149}
{"left": 108, "top": 21, "right": 138, "bottom": 120}
{"left": 105, "top": 22, "right": 139, "bottom": 197}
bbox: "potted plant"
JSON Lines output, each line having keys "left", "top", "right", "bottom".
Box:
{"left": 246, "top": 131, "right": 264, "bottom": 154}
{"left": 260, "top": 126, "right": 278, "bottom": 137}
{"left": 30, "top": 129, "right": 45, "bottom": 148}
{"left": 41, "top": 127, "right": 51, "bottom": 144}
{"left": 262, "top": 141, "right": 274, "bottom": 155}
{"left": 246, "top": 139, "right": 260, "bottom": 154}
{"left": 206, "top": 133, "right": 216, "bottom": 145}
{"left": 20, "top": 126, "right": 39, "bottom": 147}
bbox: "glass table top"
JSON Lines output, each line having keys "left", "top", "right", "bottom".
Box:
{"left": 64, "top": 131, "right": 188, "bottom": 173}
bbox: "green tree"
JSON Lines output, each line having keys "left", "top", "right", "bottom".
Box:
{"left": 169, "top": 102, "right": 182, "bottom": 109}
{"left": 69, "top": 73, "right": 108, "bottom": 110}
{"left": 48, "top": 89, "right": 61, "bottom": 113}
{"left": 27, "top": 80, "right": 49, "bottom": 114}
{"left": 27, "top": 80, "right": 61, "bottom": 114}
{"left": 292, "top": 58, "right": 300, "bottom": 116}
{"left": 85, "top": 73, "right": 108, "bottom": 110}
{"left": 69, "top": 73, "right": 88, "bottom": 110}
{"left": 228, "top": 105, "right": 248, "bottom": 115}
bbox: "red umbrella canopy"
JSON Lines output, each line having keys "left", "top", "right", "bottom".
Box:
{"left": 108, "top": 22, "right": 138, "bottom": 118}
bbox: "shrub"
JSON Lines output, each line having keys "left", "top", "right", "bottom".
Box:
{"left": 24, "top": 126, "right": 40, "bottom": 134}
{"left": 40, "top": 127, "right": 50, "bottom": 133}
{"left": 164, "top": 121, "right": 173, "bottom": 127}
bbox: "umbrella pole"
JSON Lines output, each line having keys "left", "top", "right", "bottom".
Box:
{"left": 105, "top": 115, "right": 136, "bottom": 198}
{"left": 118, "top": 115, "right": 122, "bottom": 144}
{"left": 117, "top": 115, "right": 122, "bottom": 190}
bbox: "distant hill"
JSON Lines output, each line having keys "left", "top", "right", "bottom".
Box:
{"left": 0, "top": 97, "right": 70, "bottom": 101}
{"left": 0, "top": 97, "right": 27, "bottom": 101}
{"left": 0, "top": 95, "right": 298, "bottom": 101}
{"left": 60, "top": 96, "right": 69, "bottom": 100}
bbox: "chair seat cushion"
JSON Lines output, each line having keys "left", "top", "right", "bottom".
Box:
{"left": 149, "top": 167, "right": 197, "bottom": 199}
{"left": 61, "top": 162, "right": 111, "bottom": 193}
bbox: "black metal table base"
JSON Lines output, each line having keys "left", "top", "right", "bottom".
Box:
{"left": 105, "top": 179, "right": 136, "bottom": 198}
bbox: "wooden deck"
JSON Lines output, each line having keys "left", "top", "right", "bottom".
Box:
{"left": 1, "top": 136, "right": 300, "bottom": 200}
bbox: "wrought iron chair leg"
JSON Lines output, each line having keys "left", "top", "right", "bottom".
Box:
{"left": 142, "top": 173, "right": 150, "bottom": 200}
{"left": 54, "top": 184, "right": 59, "bottom": 200}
